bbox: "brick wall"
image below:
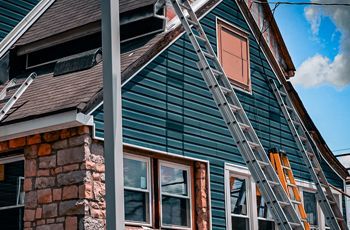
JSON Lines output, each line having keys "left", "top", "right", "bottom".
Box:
{"left": 0, "top": 126, "right": 106, "bottom": 230}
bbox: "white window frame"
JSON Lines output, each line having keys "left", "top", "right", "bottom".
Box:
{"left": 0, "top": 155, "right": 24, "bottom": 211}
{"left": 123, "top": 153, "right": 152, "bottom": 227}
{"left": 159, "top": 160, "right": 192, "bottom": 230}
{"left": 225, "top": 163, "right": 255, "bottom": 230}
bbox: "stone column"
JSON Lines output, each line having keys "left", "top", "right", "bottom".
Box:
{"left": 22, "top": 126, "right": 106, "bottom": 230}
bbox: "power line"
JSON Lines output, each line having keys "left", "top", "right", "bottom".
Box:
{"left": 253, "top": 1, "right": 350, "bottom": 6}
{"left": 333, "top": 147, "right": 350, "bottom": 153}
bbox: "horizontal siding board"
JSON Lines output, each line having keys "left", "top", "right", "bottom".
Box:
{"left": 93, "top": 0, "right": 344, "bottom": 227}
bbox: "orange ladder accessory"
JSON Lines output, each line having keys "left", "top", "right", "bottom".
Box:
{"left": 269, "top": 149, "right": 311, "bottom": 230}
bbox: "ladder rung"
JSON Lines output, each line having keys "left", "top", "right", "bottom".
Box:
{"left": 280, "top": 91, "right": 287, "bottom": 97}
{"left": 187, "top": 18, "right": 198, "bottom": 27}
{"left": 282, "top": 165, "right": 291, "bottom": 171}
{"left": 220, "top": 86, "right": 232, "bottom": 95}
{"left": 306, "top": 151, "right": 314, "bottom": 158}
{"left": 238, "top": 122, "right": 251, "bottom": 131}
{"left": 287, "top": 183, "right": 297, "bottom": 188}
{"left": 228, "top": 103, "right": 241, "bottom": 113}
{"left": 299, "top": 136, "right": 307, "bottom": 142}
{"left": 194, "top": 34, "right": 206, "bottom": 43}
{"left": 289, "top": 222, "right": 302, "bottom": 227}
{"left": 179, "top": 2, "right": 191, "bottom": 10}
{"left": 257, "top": 160, "right": 270, "bottom": 168}
{"left": 313, "top": 167, "right": 321, "bottom": 173}
{"left": 267, "top": 180, "right": 279, "bottom": 187}
{"left": 203, "top": 51, "right": 215, "bottom": 60}
{"left": 286, "top": 105, "right": 294, "bottom": 112}
{"left": 212, "top": 68, "right": 223, "bottom": 77}
{"left": 291, "top": 199, "right": 302, "bottom": 205}
{"left": 247, "top": 141, "right": 260, "bottom": 149}
{"left": 292, "top": 119, "right": 302, "bottom": 127}
{"left": 279, "top": 201, "right": 290, "bottom": 207}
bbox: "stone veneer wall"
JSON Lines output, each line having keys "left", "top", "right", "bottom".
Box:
{"left": 0, "top": 126, "right": 106, "bottom": 230}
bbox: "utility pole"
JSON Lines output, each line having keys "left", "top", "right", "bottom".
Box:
{"left": 101, "top": 0, "right": 124, "bottom": 229}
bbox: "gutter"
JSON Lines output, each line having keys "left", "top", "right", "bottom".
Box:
{"left": 0, "top": 0, "right": 55, "bottom": 58}
{"left": 0, "top": 110, "right": 93, "bottom": 141}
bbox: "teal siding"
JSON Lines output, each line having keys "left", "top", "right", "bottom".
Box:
{"left": 0, "top": 0, "right": 39, "bottom": 41}
{"left": 93, "top": 0, "right": 344, "bottom": 227}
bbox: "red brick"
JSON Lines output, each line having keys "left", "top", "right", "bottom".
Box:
{"left": 24, "top": 209, "right": 35, "bottom": 221}
{"left": 9, "top": 137, "right": 26, "bottom": 148}
{"left": 63, "top": 185, "right": 78, "bottom": 200}
{"left": 79, "top": 183, "right": 93, "bottom": 199}
{"left": 0, "top": 141, "right": 8, "bottom": 152}
{"left": 35, "top": 208, "right": 42, "bottom": 219}
{"left": 65, "top": 216, "right": 77, "bottom": 230}
{"left": 78, "top": 126, "right": 90, "bottom": 135}
{"left": 60, "top": 129, "right": 71, "bottom": 139}
{"left": 24, "top": 222, "right": 31, "bottom": 228}
{"left": 54, "top": 167, "right": 62, "bottom": 175}
{"left": 24, "top": 178, "right": 33, "bottom": 192}
{"left": 38, "top": 144, "right": 52, "bottom": 156}
{"left": 27, "top": 134, "right": 41, "bottom": 145}
{"left": 37, "top": 169, "right": 50, "bottom": 177}
{"left": 43, "top": 131, "right": 60, "bottom": 142}
{"left": 37, "top": 188, "right": 52, "bottom": 204}
{"left": 36, "top": 219, "right": 45, "bottom": 226}
{"left": 42, "top": 203, "right": 58, "bottom": 218}
{"left": 63, "top": 164, "right": 79, "bottom": 172}
{"left": 53, "top": 188, "right": 62, "bottom": 201}
{"left": 25, "top": 159, "right": 37, "bottom": 177}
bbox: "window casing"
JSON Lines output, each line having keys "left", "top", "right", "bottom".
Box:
{"left": 123, "top": 154, "right": 193, "bottom": 229}
{"left": 159, "top": 161, "right": 192, "bottom": 229}
{"left": 217, "top": 19, "right": 251, "bottom": 92}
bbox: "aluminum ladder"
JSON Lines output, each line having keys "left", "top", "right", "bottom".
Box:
{"left": 0, "top": 72, "right": 36, "bottom": 122}
{"left": 269, "top": 79, "right": 347, "bottom": 230}
{"left": 169, "top": 0, "right": 303, "bottom": 228}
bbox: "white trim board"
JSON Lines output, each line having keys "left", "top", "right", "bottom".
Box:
{"left": 0, "top": 0, "right": 55, "bottom": 58}
{"left": 0, "top": 111, "right": 93, "bottom": 141}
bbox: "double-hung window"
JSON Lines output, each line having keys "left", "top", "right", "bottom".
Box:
{"left": 123, "top": 154, "right": 193, "bottom": 229}
{"left": 124, "top": 155, "right": 151, "bottom": 226}
{"left": 256, "top": 187, "right": 275, "bottom": 229}
{"left": 303, "top": 191, "right": 319, "bottom": 228}
{"left": 160, "top": 161, "right": 191, "bottom": 228}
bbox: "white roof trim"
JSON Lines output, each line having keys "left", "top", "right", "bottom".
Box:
{"left": 0, "top": 0, "right": 55, "bottom": 58}
{"left": 0, "top": 110, "right": 93, "bottom": 141}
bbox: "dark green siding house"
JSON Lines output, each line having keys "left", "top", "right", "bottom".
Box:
{"left": 0, "top": 0, "right": 348, "bottom": 229}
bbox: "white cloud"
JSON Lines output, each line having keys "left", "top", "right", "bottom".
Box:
{"left": 292, "top": 0, "right": 350, "bottom": 88}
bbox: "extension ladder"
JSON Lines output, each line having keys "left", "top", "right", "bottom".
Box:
{"left": 269, "top": 149, "right": 311, "bottom": 230}
{"left": 0, "top": 72, "right": 36, "bottom": 122}
{"left": 269, "top": 79, "right": 347, "bottom": 230}
{"left": 169, "top": 0, "right": 303, "bottom": 228}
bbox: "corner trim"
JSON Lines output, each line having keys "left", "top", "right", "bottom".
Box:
{"left": 0, "top": 110, "right": 93, "bottom": 141}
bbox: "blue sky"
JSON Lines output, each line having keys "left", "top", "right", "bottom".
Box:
{"left": 273, "top": 2, "right": 350, "bottom": 155}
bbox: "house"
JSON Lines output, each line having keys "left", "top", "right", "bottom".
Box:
{"left": 336, "top": 153, "right": 350, "bottom": 228}
{"left": 0, "top": 0, "right": 348, "bottom": 229}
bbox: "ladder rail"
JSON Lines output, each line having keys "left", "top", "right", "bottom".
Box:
{"left": 170, "top": 1, "right": 303, "bottom": 229}
{"left": 0, "top": 79, "right": 16, "bottom": 100}
{"left": 269, "top": 79, "right": 347, "bottom": 230}
{"left": 0, "top": 73, "right": 36, "bottom": 122}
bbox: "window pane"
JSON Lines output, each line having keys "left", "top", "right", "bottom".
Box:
{"left": 124, "top": 190, "right": 149, "bottom": 223}
{"left": 303, "top": 192, "right": 318, "bottom": 226}
{"left": 0, "top": 161, "right": 24, "bottom": 207}
{"left": 231, "top": 216, "right": 249, "bottom": 230}
{"left": 258, "top": 219, "right": 275, "bottom": 230}
{"left": 123, "top": 158, "right": 147, "bottom": 189}
{"left": 161, "top": 165, "right": 188, "bottom": 196}
{"left": 230, "top": 176, "right": 247, "bottom": 215}
{"left": 162, "top": 195, "right": 190, "bottom": 227}
{"left": 256, "top": 187, "right": 273, "bottom": 219}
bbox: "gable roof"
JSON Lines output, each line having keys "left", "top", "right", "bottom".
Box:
{"left": 1, "top": 0, "right": 347, "bottom": 178}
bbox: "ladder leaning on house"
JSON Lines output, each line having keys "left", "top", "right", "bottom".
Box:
{"left": 269, "top": 149, "right": 311, "bottom": 230}
{"left": 0, "top": 72, "right": 36, "bottom": 122}
{"left": 268, "top": 79, "right": 347, "bottom": 230}
{"left": 169, "top": 0, "right": 303, "bottom": 229}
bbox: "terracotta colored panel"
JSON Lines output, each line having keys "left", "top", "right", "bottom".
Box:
{"left": 221, "top": 29, "right": 242, "bottom": 58}
{"left": 242, "top": 60, "right": 248, "bottom": 85}
{"left": 222, "top": 51, "right": 243, "bottom": 83}
{"left": 241, "top": 40, "right": 248, "bottom": 61}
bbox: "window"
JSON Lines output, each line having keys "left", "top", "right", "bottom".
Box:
{"left": 217, "top": 19, "right": 250, "bottom": 92}
{"left": 160, "top": 162, "right": 191, "bottom": 228}
{"left": 256, "top": 187, "right": 275, "bottom": 230}
{"left": 0, "top": 156, "right": 24, "bottom": 230}
{"left": 123, "top": 154, "right": 194, "bottom": 229}
{"left": 229, "top": 175, "right": 249, "bottom": 229}
{"left": 303, "top": 191, "right": 318, "bottom": 227}
{"left": 123, "top": 155, "right": 151, "bottom": 225}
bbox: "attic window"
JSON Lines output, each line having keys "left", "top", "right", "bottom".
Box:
{"left": 217, "top": 20, "right": 251, "bottom": 92}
